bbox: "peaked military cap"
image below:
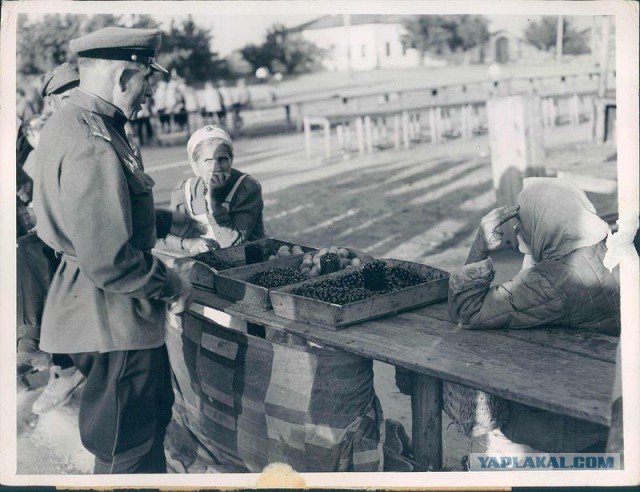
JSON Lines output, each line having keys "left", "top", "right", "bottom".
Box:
{"left": 70, "top": 27, "right": 168, "bottom": 73}
{"left": 40, "top": 62, "right": 80, "bottom": 98}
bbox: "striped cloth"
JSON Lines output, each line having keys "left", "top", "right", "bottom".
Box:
{"left": 165, "top": 310, "right": 387, "bottom": 472}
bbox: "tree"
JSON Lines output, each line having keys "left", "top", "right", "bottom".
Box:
{"left": 525, "top": 16, "right": 590, "bottom": 55}
{"left": 17, "top": 14, "right": 227, "bottom": 85}
{"left": 240, "top": 43, "right": 274, "bottom": 74}
{"left": 17, "top": 14, "right": 82, "bottom": 75}
{"left": 402, "top": 15, "right": 489, "bottom": 62}
{"left": 450, "top": 15, "right": 490, "bottom": 52}
{"left": 17, "top": 14, "right": 146, "bottom": 76}
{"left": 240, "top": 24, "right": 324, "bottom": 75}
{"left": 156, "top": 16, "right": 228, "bottom": 84}
{"left": 402, "top": 15, "right": 452, "bottom": 59}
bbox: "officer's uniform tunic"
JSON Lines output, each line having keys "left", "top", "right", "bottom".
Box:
{"left": 34, "top": 88, "right": 181, "bottom": 353}
{"left": 33, "top": 87, "right": 179, "bottom": 473}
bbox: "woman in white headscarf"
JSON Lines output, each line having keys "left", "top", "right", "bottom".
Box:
{"left": 444, "top": 177, "right": 620, "bottom": 455}
{"left": 161, "top": 125, "right": 265, "bottom": 253}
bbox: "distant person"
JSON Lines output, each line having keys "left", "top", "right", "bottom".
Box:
{"left": 231, "top": 77, "right": 251, "bottom": 130}
{"left": 132, "top": 98, "right": 154, "bottom": 146}
{"left": 154, "top": 79, "right": 170, "bottom": 133}
{"left": 180, "top": 81, "right": 201, "bottom": 132}
{"left": 165, "top": 69, "right": 187, "bottom": 131}
{"left": 216, "top": 79, "right": 231, "bottom": 127}
{"left": 202, "top": 81, "right": 220, "bottom": 126}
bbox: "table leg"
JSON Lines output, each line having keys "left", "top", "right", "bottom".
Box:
{"left": 411, "top": 372, "right": 442, "bottom": 471}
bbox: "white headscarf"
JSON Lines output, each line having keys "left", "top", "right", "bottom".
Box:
{"left": 517, "top": 178, "right": 610, "bottom": 264}
{"left": 186, "top": 125, "right": 233, "bottom": 162}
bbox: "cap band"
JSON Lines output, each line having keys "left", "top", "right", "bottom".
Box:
{"left": 48, "top": 81, "right": 78, "bottom": 96}
{"left": 187, "top": 126, "right": 233, "bottom": 161}
{"left": 78, "top": 48, "right": 154, "bottom": 62}
{"left": 77, "top": 48, "right": 168, "bottom": 73}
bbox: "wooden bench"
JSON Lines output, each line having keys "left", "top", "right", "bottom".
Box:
{"left": 189, "top": 280, "right": 617, "bottom": 471}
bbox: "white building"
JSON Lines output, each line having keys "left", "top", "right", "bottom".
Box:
{"left": 294, "top": 15, "right": 603, "bottom": 71}
{"left": 294, "top": 15, "right": 445, "bottom": 72}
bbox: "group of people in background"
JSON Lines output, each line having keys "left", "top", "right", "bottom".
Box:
{"left": 131, "top": 72, "right": 251, "bottom": 146}
{"left": 17, "top": 69, "right": 253, "bottom": 152}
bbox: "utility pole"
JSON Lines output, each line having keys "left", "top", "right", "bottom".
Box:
{"left": 556, "top": 15, "right": 564, "bottom": 62}
{"left": 598, "top": 15, "right": 611, "bottom": 98}
{"left": 592, "top": 16, "right": 612, "bottom": 141}
{"left": 343, "top": 13, "right": 353, "bottom": 79}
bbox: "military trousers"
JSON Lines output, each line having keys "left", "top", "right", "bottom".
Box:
{"left": 70, "top": 344, "right": 174, "bottom": 474}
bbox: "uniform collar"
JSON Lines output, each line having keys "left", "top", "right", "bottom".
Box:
{"left": 69, "top": 88, "right": 129, "bottom": 129}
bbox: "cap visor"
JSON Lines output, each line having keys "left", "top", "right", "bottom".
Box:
{"left": 150, "top": 61, "right": 168, "bottom": 74}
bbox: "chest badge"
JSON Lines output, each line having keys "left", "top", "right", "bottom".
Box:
{"left": 124, "top": 155, "right": 142, "bottom": 173}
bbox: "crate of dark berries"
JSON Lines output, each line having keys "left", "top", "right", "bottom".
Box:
{"left": 213, "top": 246, "right": 373, "bottom": 310}
{"left": 269, "top": 259, "right": 450, "bottom": 330}
{"left": 184, "top": 237, "right": 317, "bottom": 290}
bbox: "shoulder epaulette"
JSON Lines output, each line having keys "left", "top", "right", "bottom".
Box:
{"left": 81, "top": 112, "right": 111, "bottom": 142}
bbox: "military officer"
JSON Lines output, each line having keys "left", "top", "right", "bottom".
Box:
{"left": 32, "top": 27, "right": 193, "bottom": 474}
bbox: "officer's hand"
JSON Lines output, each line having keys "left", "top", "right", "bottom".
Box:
{"left": 17, "top": 337, "right": 52, "bottom": 375}
{"left": 476, "top": 205, "right": 520, "bottom": 252}
{"left": 168, "top": 275, "right": 192, "bottom": 314}
{"left": 182, "top": 237, "right": 219, "bottom": 254}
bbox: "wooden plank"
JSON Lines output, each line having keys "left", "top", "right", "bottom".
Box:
{"left": 188, "top": 260, "right": 217, "bottom": 290}
{"left": 402, "top": 111, "right": 410, "bottom": 149}
{"left": 323, "top": 119, "right": 331, "bottom": 159}
{"left": 411, "top": 373, "right": 442, "bottom": 471}
{"left": 393, "top": 114, "right": 401, "bottom": 150}
{"left": 356, "top": 117, "right": 365, "bottom": 154}
{"left": 411, "top": 302, "right": 618, "bottom": 363}
{"left": 364, "top": 116, "right": 373, "bottom": 153}
{"left": 226, "top": 305, "right": 614, "bottom": 426}
{"left": 192, "top": 288, "right": 235, "bottom": 311}
{"left": 304, "top": 117, "right": 312, "bottom": 158}
{"left": 555, "top": 171, "right": 617, "bottom": 194}
{"left": 336, "top": 124, "right": 344, "bottom": 150}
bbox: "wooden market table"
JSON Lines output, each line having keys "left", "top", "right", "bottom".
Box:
{"left": 190, "top": 284, "right": 618, "bottom": 472}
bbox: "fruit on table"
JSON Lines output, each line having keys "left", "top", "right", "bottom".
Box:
{"left": 292, "top": 265, "right": 445, "bottom": 304}
{"left": 248, "top": 267, "right": 306, "bottom": 288}
{"left": 268, "top": 243, "right": 305, "bottom": 261}
{"left": 320, "top": 252, "right": 341, "bottom": 275}
{"left": 362, "top": 259, "right": 388, "bottom": 291}
{"left": 299, "top": 246, "right": 361, "bottom": 276}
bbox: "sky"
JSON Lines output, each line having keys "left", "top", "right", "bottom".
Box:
{"left": 205, "top": 14, "right": 318, "bottom": 56}
{"left": 23, "top": 11, "right": 595, "bottom": 58}
{"left": 173, "top": 14, "right": 593, "bottom": 57}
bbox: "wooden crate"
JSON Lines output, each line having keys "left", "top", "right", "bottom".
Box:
{"left": 203, "top": 237, "right": 317, "bottom": 269}
{"left": 269, "top": 259, "right": 450, "bottom": 330}
{"left": 214, "top": 249, "right": 373, "bottom": 311}
{"left": 181, "top": 238, "right": 317, "bottom": 291}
